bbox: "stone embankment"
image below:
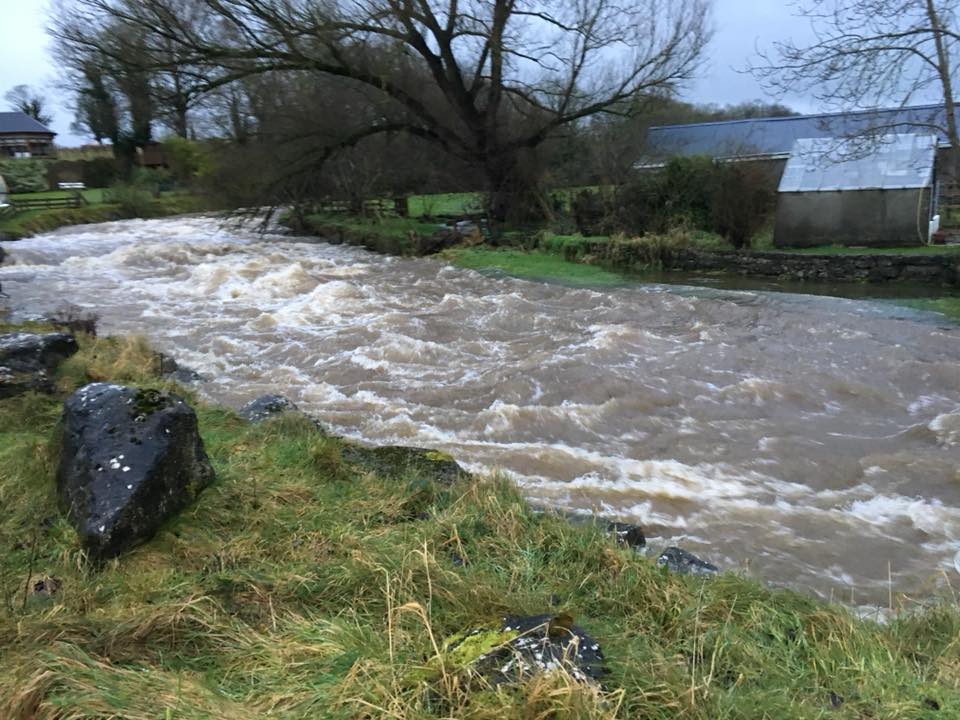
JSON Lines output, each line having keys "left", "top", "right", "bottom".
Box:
{"left": 665, "top": 249, "right": 960, "bottom": 286}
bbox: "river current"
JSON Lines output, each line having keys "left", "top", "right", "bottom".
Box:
{"left": 3, "top": 216, "right": 960, "bottom": 604}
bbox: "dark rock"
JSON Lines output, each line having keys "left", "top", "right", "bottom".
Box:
{"left": 607, "top": 521, "right": 646, "bottom": 549}
{"left": 0, "top": 332, "right": 78, "bottom": 398}
{"left": 416, "top": 227, "right": 460, "bottom": 255}
{"left": 156, "top": 354, "right": 203, "bottom": 384}
{"left": 240, "top": 393, "right": 299, "bottom": 422}
{"left": 657, "top": 547, "right": 719, "bottom": 576}
{"left": 56, "top": 383, "right": 215, "bottom": 561}
{"left": 445, "top": 613, "right": 607, "bottom": 685}
{"left": 829, "top": 691, "right": 844, "bottom": 708}
{"left": 340, "top": 444, "right": 468, "bottom": 485}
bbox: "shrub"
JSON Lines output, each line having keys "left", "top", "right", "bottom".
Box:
{"left": 708, "top": 162, "right": 778, "bottom": 249}
{"left": 82, "top": 157, "right": 119, "bottom": 188}
{"left": 0, "top": 159, "right": 48, "bottom": 193}
{"left": 104, "top": 183, "right": 156, "bottom": 217}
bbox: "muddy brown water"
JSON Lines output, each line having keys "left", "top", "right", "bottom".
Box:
{"left": 3, "top": 216, "right": 960, "bottom": 605}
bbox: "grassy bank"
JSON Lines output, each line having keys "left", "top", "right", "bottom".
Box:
{"left": 2, "top": 328, "right": 959, "bottom": 718}
{"left": 443, "top": 248, "right": 628, "bottom": 286}
{"left": 0, "top": 194, "right": 219, "bottom": 240}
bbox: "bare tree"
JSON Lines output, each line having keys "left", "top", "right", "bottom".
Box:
{"left": 4, "top": 85, "right": 54, "bottom": 126}
{"left": 52, "top": 0, "right": 711, "bottom": 223}
{"left": 751, "top": 0, "right": 959, "bottom": 170}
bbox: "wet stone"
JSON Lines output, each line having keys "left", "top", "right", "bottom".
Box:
{"left": 0, "top": 332, "right": 78, "bottom": 398}
{"left": 657, "top": 546, "right": 719, "bottom": 576}
{"left": 444, "top": 613, "right": 607, "bottom": 686}
{"left": 607, "top": 521, "right": 646, "bottom": 549}
{"left": 57, "top": 383, "right": 215, "bottom": 562}
{"left": 240, "top": 394, "right": 300, "bottom": 422}
{"left": 340, "top": 444, "right": 468, "bottom": 485}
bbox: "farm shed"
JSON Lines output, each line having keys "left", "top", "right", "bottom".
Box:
{"left": 644, "top": 104, "right": 958, "bottom": 246}
{"left": 773, "top": 134, "right": 936, "bottom": 248}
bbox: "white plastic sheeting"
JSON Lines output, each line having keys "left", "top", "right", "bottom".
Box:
{"left": 778, "top": 133, "right": 936, "bottom": 192}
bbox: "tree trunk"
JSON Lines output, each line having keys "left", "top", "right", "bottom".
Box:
{"left": 484, "top": 150, "right": 551, "bottom": 229}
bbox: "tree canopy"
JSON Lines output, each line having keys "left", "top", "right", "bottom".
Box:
{"left": 52, "top": 0, "right": 712, "bottom": 221}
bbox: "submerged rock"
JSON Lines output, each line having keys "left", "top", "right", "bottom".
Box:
{"left": 341, "top": 444, "right": 468, "bottom": 485}
{"left": 607, "top": 521, "right": 646, "bottom": 549}
{"left": 657, "top": 547, "right": 719, "bottom": 576}
{"left": 56, "top": 383, "right": 215, "bottom": 561}
{"left": 444, "top": 613, "right": 606, "bottom": 685}
{"left": 0, "top": 332, "right": 78, "bottom": 398}
{"left": 240, "top": 394, "right": 300, "bottom": 422}
{"left": 157, "top": 354, "right": 203, "bottom": 384}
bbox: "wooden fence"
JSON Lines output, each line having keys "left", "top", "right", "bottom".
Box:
{"left": 9, "top": 194, "right": 87, "bottom": 211}
{"left": 315, "top": 197, "right": 409, "bottom": 217}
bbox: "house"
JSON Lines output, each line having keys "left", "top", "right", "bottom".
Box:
{"left": 644, "top": 104, "right": 958, "bottom": 247}
{"left": 0, "top": 111, "right": 56, "bottom": 158}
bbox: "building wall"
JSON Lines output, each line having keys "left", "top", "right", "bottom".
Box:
{"left": 774, "top": 188, "right": 931, "bottom": 247}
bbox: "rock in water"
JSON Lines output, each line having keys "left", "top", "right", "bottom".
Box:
{"left": 57, "top": 383, "right": 215, "bottom": 561}
{"left": 657, "top": 547, "right": 719, "bottom": 576}
{"left": 607, "top": 521, "right": 646, "bottom": 549}
{"left": 240, "top": 394, "right": 300, "bottom": 422}
{"left": 0, "top": 332, "right": 78, "bottom": 398}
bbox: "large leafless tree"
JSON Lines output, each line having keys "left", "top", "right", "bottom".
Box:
{"left": 751, "top": 0, "right": 959, "bottom": 171}
{"left": 52, "top": 0, "right": 710, "bottom": 222}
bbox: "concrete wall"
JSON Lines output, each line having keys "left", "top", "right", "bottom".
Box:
{"left": 774, "top": 188, "right": 931, "bottom": 248}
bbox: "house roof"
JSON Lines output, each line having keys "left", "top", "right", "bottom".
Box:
{"left": 778, "top": 134, "right": 937, "bottom": 192}
{"left": 645, "top": 104, "right": 956, "bottom": 160}
{"left": 0, "top": 111, "right": 55, "bottom": 136}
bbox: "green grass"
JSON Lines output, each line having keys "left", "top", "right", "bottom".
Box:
{"left": 408, "top": 192, "right": 483, "bottom": 217}
{"left": 444, "top": 248, "right": 628, "bottom": 286}
{"left": 891, "top": 296, "right": 960, "bottom": 321}
{"left": 0, "top": 193, "right": 218, "bottom": 239}
{"left": 1, "top": 329, "right": 959, "bottom": 718}
{"left": 10, "top": 188, "right": 106, "bottom": 204}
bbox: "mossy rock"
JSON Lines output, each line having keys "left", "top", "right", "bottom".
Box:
{"left": 340, "top": 444, "right": 467, "bottom": 485}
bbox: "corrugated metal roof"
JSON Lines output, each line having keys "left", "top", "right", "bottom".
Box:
{"left": 646, "top": 104, "right": 954, "bottom": 159}
{"left": 778, "top": 134, "right": 936, "bottom": 192}
{"left": 0, "top": 111, "right": 55, "bottom": 135}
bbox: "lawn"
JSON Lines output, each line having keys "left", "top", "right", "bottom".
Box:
{"left": 444, "top": 247, "right": 628, "bottom": 286}
{"left": 9, "top": 188, "right": 107, "bottom": 204}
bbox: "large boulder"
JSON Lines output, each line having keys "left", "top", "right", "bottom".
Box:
{"left": 0, "top": 332, "right": 78, "bottom": 398}
{"left": 56, "top": 383, "right": 215, "bottom": 561}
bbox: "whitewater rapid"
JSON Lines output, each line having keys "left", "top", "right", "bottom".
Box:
{"left": 3, "top": 216, "right": 960, "bottom": 604}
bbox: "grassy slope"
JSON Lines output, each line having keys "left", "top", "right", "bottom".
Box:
{"left": 0, "top": 194, "right": 216, "bottom": 239}
{"left": 1, "top": 330, "right": 959, "bottom": 719}
{"left": 444, "top": 248, "right": 628, "bottom": 287}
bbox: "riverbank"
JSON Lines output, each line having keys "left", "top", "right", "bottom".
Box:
{"left": 0, "top": 193, "right": 220, "bottom": 240}
{"left": 2, "top": 325, "right": 959, "bottom": 717}
{"left": 292, "top": 213, "right": 960, "bottom": 320}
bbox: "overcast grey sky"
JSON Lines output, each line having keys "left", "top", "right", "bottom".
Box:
{"left": 0, "top": 0, "right": 818, "bottom": 146}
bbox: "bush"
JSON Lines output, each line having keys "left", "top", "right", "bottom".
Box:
{"left": 162, "top": 136, "right": 215, "bottom": 186}
{"left": 595, "top": 156, "right": 778, "bottom": 248}
{"left": 0, "top": 159, "right": 49, "bottom": 193}
{"left": 104, "top": 184, "right": 156, "bottom": 217}
{"left": 82, "top": 157, "right": 119, "bottom": 188}
{"left": 708, "top": 163, "right": 777, "bottom": 249}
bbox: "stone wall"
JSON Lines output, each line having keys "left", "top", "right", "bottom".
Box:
{"left": 665, "top": 249, "right": 960, "bottom": 286}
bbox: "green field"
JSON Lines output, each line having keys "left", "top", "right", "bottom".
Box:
{"left": 444, "top": 247, "right": 628, "bottom": 286}
{"left": 9, "top": 188, "right": 106, "bottom": 204}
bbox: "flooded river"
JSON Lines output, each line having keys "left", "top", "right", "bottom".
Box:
{"left": 3, "top": 216, "right": 960, "bottom": 605}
